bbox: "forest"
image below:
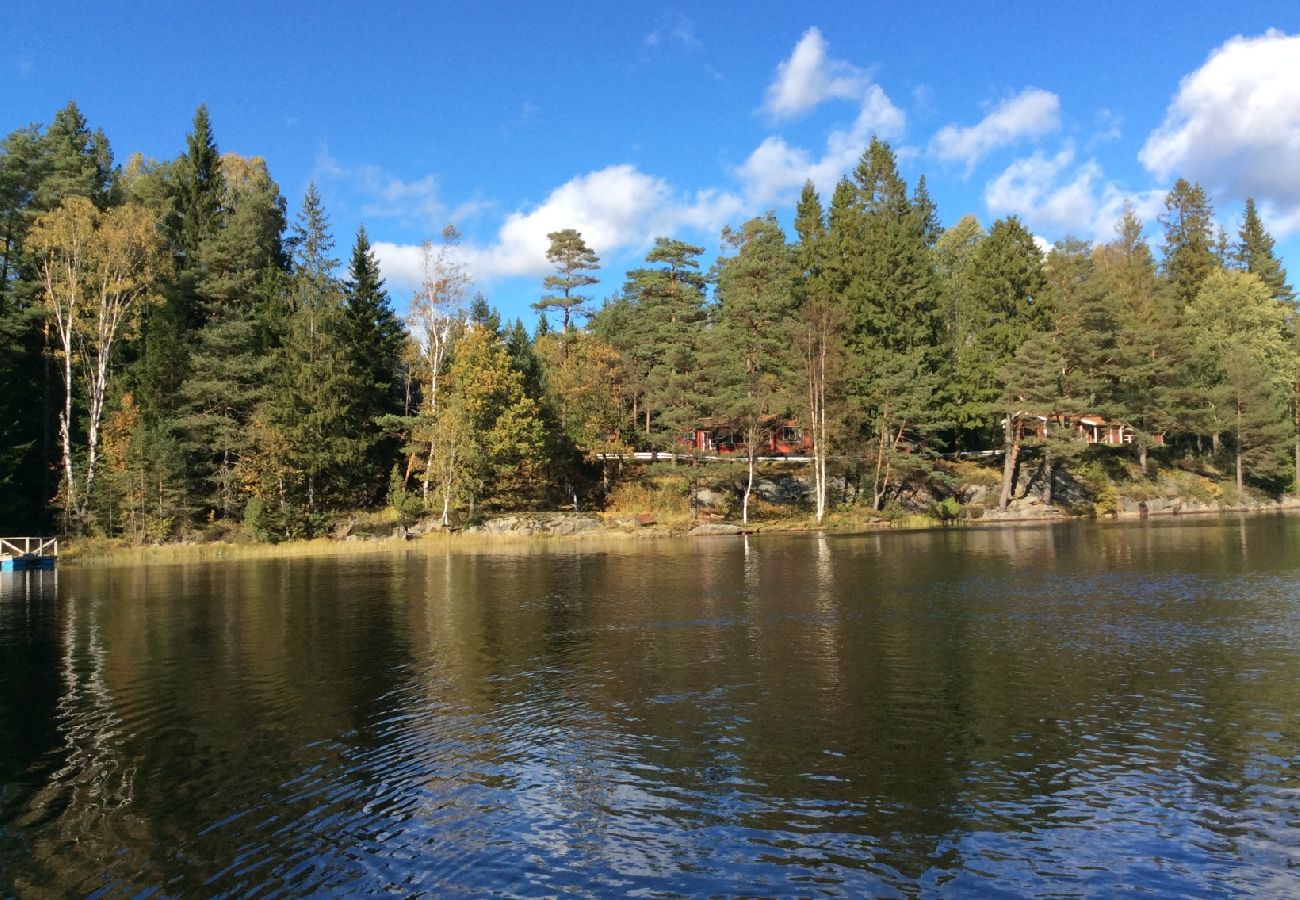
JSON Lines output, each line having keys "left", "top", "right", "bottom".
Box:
{"left": 0, "top": 102, "right": 1295, "bottom": 540}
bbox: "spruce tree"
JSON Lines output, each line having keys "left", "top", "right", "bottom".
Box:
{"left": 173, "top": 154, "right": 287, "bottom": 521}
{"left": 342, "top": 225, "right": 406, "bottom": 501}
{"left": 256, "top": 185, "right": 368, "bottom": 524}
{"left": 845, "top": 140, "right": 944, "bottom": 508}
{"left": 1236, "top": 198, "right": 1293, "bottom": 303}
{"left": 1159, "top": 178, "right": 1218, "bottom": 308}
{"left": 134, "top": 106, "right": 229, "bottom": 528}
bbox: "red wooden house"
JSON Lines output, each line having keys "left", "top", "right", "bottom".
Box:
{"left": 1017, "top": 412, "right": 1164, "bottom": 446}
{"left": 677, "top": 417, "right": 812, "bottom": 456}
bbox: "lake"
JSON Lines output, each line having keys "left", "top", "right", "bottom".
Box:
{"left": 2, "top": 516, "right": 1298, "bottom": 896}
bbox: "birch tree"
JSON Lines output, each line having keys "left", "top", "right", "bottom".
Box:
{"left": 793, "top": 182, "right": 843, "bottom": 524}
{"left": 408, "top": 225, "right": 469, "bottom": 502}
{"left": 28, "top": 197, "right": 162, "bottom": 526}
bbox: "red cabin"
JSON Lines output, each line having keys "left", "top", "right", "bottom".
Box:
{"left": 677, "top": 417, "right": 811, "bottom": 456}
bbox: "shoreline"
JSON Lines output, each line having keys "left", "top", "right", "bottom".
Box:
{"left": 56, "top": 498, "right": 1300, "bottom": 567}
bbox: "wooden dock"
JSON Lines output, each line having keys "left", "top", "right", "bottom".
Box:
{"left": 1, "top": 537, "right": 58, "bottom": 572}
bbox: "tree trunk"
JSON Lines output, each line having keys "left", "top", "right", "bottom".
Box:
{"left": 1139, "top": 443, "right": 1149, "bottom": 476}
{"left": 743, "top": 440, "right": 755, "bottom": 525}
{"left": 998, "top": 415, "right": 1022, "bottom": 511}
{"left": 871, "top": 422, "right": 888, "bottom": 512}
{"left": 1044, "top": 455, "right": 1054, "bottom": 505}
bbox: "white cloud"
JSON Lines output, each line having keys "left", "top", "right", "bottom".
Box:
{"left": 313, "top": 149, "right": 489, "bottom": 229}
{"left": 372, "top": 30, "right": 907, "bottom": 294}
{"left": 985, "top": 147, "right": 1164, "bottom": 242}
{"left": 762, "top": 27, "right": 869, "bottom": 120}
{"left": 644, "top": 12, "right": 700, "bottom": 50}
{"left": 1140, "top": 29, "right": 1300, "bottom": 234}
{"left": 740, "top": 84, "right": 905, "bottom": 204}
{"left": 929, "top": 88, "right": 1060, "bottom": 168}
{"left": 374, "top": 164, "right": 745, "bottom": 291}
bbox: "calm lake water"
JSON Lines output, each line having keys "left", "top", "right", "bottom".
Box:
{"left": 2, "top": 516, "right": 1299, "bottom": 897}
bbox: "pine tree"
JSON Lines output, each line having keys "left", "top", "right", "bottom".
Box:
{"left": 1185, "top": 270, "right": 1291, "bottom": 489}
{"left": 953, "top": 216, "right": 1050, "bottom": 507}
{"left": 1046, "top": 237, "right": 1119, "bottom": 412}
{"left": 37, "top": 102, "right": 117, "bottom": 211}
{"left": 134, "top": 106, "right": 229, "bottom": 528}
{"left": 1098, "top": 203, "right": 1181, "bottom": 472}
{"left": 533, "top": 228, "right": 599, "bottom": 348}
{"left": 168, "top": 105, "right": 223, "bottom": 272}
{"left": 611, "top": 238, "right": 709, "bottom": 445}
{"left": 712, "top": 214, "right": 797, "bottom": 523}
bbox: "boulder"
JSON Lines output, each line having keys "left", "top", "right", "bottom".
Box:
{"left": 689, "top": 523, "right": 745, "bottom": 536}
{"left": 695, "top": 488, "right": 727, "bottom": 508}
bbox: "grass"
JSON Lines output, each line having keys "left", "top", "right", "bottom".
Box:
{"left": 61, "top": 527, "right": 656, "bottom": 567}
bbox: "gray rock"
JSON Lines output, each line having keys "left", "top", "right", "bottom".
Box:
{"left": 689, "top": 523, "right": 745, "bottom": 536}
{"left": 695, "top": 488, "right": 727, "bottom": 508}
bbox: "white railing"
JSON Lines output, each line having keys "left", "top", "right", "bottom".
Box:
{"left": 0, "top": 537, "right": 59, "bottom": 558}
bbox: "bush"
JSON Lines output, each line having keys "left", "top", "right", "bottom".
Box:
{"left": 1074, "top": 459, "right": 1118, "bottom": 515}
{"left": 386, "top": 464, "right": 424, "bottom": 523}
{"left": 931, "top": 496, "right": 962, "bottom": 522}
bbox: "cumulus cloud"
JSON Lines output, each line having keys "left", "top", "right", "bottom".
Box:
{"left": 374, "top": 164, "right": 745, "bottom": 291}
{"left": 929, "top": 88, "right": 1060, "bottom": 168}
{"left": 762, "top": 27, "right": 869, "bottom": 120}
{"left": 372, "top": 29, "right": 907, "bottom": 294}
{"left": 985, "top": 147, "right": 1164, "bottom": 242}
{"left": 740, "top": 84, "right": 905, "bottom": 204}
{"left": 1140, "top": 29, "right": 1300, "bottom": 234}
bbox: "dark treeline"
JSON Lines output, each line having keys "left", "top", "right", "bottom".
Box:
{"left": 1, "top": 104, "right": 1296, "bottom": 539}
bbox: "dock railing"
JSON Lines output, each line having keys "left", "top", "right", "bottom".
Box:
{"left": 0, "top": 537, "right": 59, "bottom": 558}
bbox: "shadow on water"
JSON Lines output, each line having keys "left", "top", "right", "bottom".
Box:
{"left": 1, "top": 514, "right": 1298, "bottom": 895}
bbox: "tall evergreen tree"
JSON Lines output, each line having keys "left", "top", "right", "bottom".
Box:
{"left": 1185, "top": 270, "right": 1291, "bottom": 490}
{"left": 845, "top": 139, "right": 944, "bottom": 508}
{"left": 793, "top": 181, "right": 845, "bottom": 523}
{"left": 253, "top": 185, "right": 367, "bottom": 526}
{"left": 37, "top": 102, "right": 117, "bottom": 211}
{"left": 1098, "top": 203, "right": 1182, "bottom": 472}
{"left": 173, "top": 154, "right": 287, "bottom": 522}
{"left": 134, "top": 106, "right": 229, "bottom": 527}
{"left": 1159, "top": 178, "right": 1218, "bottom": 308}
{"left": 712, "top": 214, "right": 797, "bottom": 523}
{"left": 533, "top": 228, "right": 599, "bottom": 346}
{"left": 342, "top": 224, "right": 406, "bottom": 501}
{"left": 609, "top": 238, "right": 709, "bottom": 445}
{"left": 1235, "top": 198, "right": 1293, "bottom": 303}
{"left": 951, "top": 216, "right": 1050, "bottom": 507}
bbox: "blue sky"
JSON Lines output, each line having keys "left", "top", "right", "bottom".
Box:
{"left": 5, "top": 2, "right": 1299, "bottom": 321}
